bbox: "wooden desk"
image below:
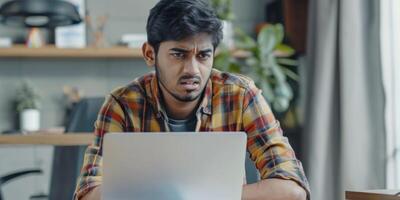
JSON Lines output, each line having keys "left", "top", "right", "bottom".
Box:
{"left": 0, "top": 133, "right": 93, "bottom": 146}
{"left": 346, "top": 190, "right": 400, "bottom": 200}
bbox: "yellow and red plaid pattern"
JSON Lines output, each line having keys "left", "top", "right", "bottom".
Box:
{"left": 74, "top": 69, "right": 310, "bottom": 199}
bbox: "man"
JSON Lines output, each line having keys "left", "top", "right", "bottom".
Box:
{"left": 74, "top": 0, "right": 310, "bottom": 199}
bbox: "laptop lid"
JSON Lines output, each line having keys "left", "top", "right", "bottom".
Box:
{"left": 102, "top": 132, "right": 247, "bottom": 200}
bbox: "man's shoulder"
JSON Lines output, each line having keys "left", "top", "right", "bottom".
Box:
{"left": 110, "top": 71, "right": 155, "bottom": 100}
{"left": 211, "top": 69, "right": 256, "bottom": 92}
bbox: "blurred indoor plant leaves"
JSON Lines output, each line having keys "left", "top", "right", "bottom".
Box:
{"left": 210, "top": 0, "right": 234, "bottom": 21}
{"left": 215, "top": 24, "right": 298, "bottom": 112}
{"left": 16, "top": 81, "right": 41, "bottom": 112}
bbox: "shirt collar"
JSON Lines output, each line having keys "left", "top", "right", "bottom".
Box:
{"left": 148, "top": 71, "right": 213, "bottom": 116}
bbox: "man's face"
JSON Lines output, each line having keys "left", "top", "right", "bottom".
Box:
{"left": 155, "top": 33, "right": 214, "bottom": 102}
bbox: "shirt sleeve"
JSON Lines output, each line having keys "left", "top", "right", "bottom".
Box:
{"left": 73, "top": 94, "right": 126, "bottom": 200}
{"left": 242, "top": 84, "right": 311, "bottom": 199}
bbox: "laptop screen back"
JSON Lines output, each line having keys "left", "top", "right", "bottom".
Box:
{"left": 102, "top": 132, "right": 247, "bottom": 200}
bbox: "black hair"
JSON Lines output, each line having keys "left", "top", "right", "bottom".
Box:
{"left": 146, "top": 0, "right": 223, "bottom": 53}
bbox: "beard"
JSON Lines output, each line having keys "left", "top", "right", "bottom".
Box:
{"left": 155, "top": 66, "right": 204, "bottom": 102}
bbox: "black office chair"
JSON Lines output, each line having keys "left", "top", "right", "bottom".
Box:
{"left": 49, "top": 97, "right": 104, "bottom": 200}
{"left": 0, "top": 169, "right": 43, "bottom": 200}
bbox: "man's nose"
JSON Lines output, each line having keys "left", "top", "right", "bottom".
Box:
{"left": 183, "top": 56, "right": 200, "bottom": 75}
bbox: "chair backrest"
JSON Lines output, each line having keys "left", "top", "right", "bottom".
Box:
{"left": 0, "top": 169, "right": 42, "bottom": 200}
{"left": 49, "top": 97, "right": 104, "bottom": 200}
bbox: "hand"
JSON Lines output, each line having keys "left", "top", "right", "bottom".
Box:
{"left": 81, "top": 185, "right": 102, "bottom": 200}
{"left": 241, "top": 179, "right": 307, "bottom": 200}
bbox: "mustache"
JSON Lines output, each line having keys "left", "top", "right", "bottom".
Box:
{"left": 178, "top": 75, "right": 201, "bottom": 82}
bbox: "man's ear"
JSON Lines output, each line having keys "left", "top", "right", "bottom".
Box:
{"left": 142, "top": 42, "right": 156, "bottom": 67}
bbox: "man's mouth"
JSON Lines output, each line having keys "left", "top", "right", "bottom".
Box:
{"left": 179, "top": 79, "right": 200, "bottom": 91}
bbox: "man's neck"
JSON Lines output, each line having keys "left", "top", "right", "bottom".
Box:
{"left": 161, "top": 93, "right": 200, "bottom": 120}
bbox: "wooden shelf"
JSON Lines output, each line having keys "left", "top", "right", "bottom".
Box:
{"left": 0, "top": 133, "right": 93, "bottom": 146}
{"left": 0, "top": 45, "right": 249, "bottom": 59}
{"left": 0, "top": 45, "right": 143, "bottom": 59}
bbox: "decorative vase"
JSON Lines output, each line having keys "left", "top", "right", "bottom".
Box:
{"left": 222, "top": 20, "right": 234, "bottom": 49}
{"left": 20, "top": 109, "right": 40, "bottom": 132}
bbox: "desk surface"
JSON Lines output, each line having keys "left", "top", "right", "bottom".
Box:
{"left": 346, "top": 190, "right": 400, "bottom": 200}
{"left": 0, "top": 133, "right": 93, "bottom": 146}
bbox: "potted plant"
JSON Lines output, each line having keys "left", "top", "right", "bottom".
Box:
{"left": 215, "top": 24, "right": 298, "bottom": 113}
{"left": 15, "top": 82, "right": 41, "bottom": 132}
{"left": 210, "top": 0, "right": 235, "bottom": 49}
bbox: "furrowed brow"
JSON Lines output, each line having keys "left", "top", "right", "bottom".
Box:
{"left": 169, "top": 48, "right": 189, "bottom": 53}
{"left": 199, "top": 49, "right": 213, "bottom": 54}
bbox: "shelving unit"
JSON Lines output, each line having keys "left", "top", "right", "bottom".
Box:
{"left": 0, "top": 46, "right": 134, "bottom": 145}
{"left": 0, "top": 45, "right": 249, "bottom": 59}
{"left": 0, "top": 45, "right": 143, "bottom": 59}
{"left": 0, "top": 133, "right": 93, "bottom": 146}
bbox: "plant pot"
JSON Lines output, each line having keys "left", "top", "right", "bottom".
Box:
{"left": 20, "top": 109, "right": 40, "bottom": 132}
{"left": 222, "top": 20, "right": 234, "bottom": 49}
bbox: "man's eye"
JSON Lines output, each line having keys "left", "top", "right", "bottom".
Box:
{"left": 198, "top": 53, "right": 211, "bottom": 59}
{"left": 171, "top": 52, "right": 185, "bottom": 58}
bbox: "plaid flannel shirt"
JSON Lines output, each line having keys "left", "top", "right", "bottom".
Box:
{"left": 74, "top": 69, "right": 310, "bottom": 199}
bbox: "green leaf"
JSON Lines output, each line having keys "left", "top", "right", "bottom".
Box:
{"left": 273, "top": 97, "right": 290, "bottom": 112}
{"left": 234, "top": 28, "right": 257, "bottom": 49}
{"left": 214, "top": 52, "right": 231, "bottom": 71}
{"left": 257, "top": 25, "right": 277, "bottom": 56}
{"left": 211, "top": 0, "right": 234, "bottom": 20}
{"left": 281, "top": 67, "right": 299, "bottom": 81}
{"left": 275, "top": 44, "right": 295, "bottom": 57}
{"left": 260, "top": 81, "right": 275, "bottom": 103}
{"left": 245, "top": 57, "right": 259, "bottom": 69}
{"left": 276, "top": 58, "right": 298, "bottom": 66}
{"left": 270, "top": 63, "right": 286, "bottom": 82}
{"left": 228, "top": 63, "right": 242, "bottom": 73}
{"left": 275, "top": 82, "right": 293, "bottom": 99}
{"left": 259, "top": 53, "right": 275, "bottom": 70}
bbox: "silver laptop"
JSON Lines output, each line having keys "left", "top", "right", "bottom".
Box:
{"left": 102, "top": 132, "right": 247, "bottom": 200}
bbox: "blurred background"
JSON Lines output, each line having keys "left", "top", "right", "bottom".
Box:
{"left": 0, "top": 0, "right": 398, "bottom": 199}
